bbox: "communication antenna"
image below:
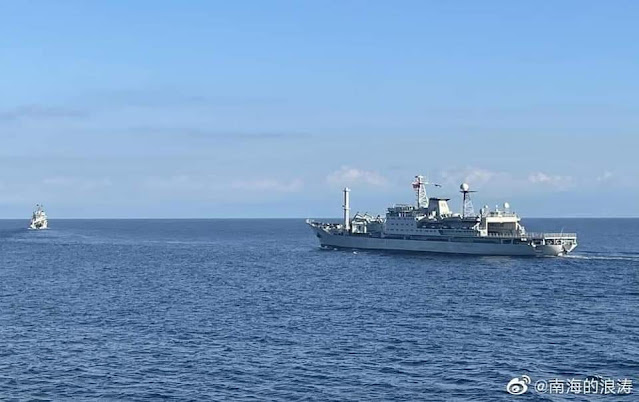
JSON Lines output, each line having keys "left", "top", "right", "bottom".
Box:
{"left": 412, "top": 175, "right": 441, "bottom": 209}
{"left": 460, "top": 183, "right": 476, "bottom": 218}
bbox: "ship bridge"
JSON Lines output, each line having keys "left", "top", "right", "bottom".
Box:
{"left": 479, "top": 209, "right": 524, "bottom": 237}
{"left": 426, "top": 197, "right": 452, "bottom": 219}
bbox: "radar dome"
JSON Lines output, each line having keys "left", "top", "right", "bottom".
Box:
{"left": 460, "top": 183, "right": 470, "bottom": 191}
{"left": 503, "top": 202, "right": 510, "bottom": 210}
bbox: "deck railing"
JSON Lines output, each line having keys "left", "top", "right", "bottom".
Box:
{"left": 483, "top": 232, "right": 577, "bottom": 238}
{"left": 527, "top": 232, "right": 577, "bottom": 238}
{"left": 308, "top": 219, "right": 577, "bottom": 239}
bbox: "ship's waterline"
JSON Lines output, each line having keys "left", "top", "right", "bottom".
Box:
{"left": 307, "top": 175, "right": 577, "bottom": 257}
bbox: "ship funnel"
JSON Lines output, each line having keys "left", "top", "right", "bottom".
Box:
{"left": 343, "top": 187, "right": 351, "bottom": 231}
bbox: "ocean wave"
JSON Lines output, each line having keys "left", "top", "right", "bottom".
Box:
{"left": 564, "top": 253, "right": 639, "bottom": 262}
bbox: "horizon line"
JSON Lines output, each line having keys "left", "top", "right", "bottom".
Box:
{"left": 1, "top": 216, "right": 639, "bottom": 220}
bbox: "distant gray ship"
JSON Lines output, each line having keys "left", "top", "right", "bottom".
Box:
{"left": 307, "top": 175, "right": 577, "bottom": 256}
{"left": 29, "top": 204, "right": 48, "bottom": 230}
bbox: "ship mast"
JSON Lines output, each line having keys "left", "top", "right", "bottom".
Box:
{"left": 459, "top": 183, "right": 476, "bottom": 218}
{"left": 343, "top": 187, "right": 350, "bottom": 231}
{"left": 412, "top": 175, "right": 427, "bottom": 208}
{"left": 412, "top": 175, "right": 441, "bottom": 209}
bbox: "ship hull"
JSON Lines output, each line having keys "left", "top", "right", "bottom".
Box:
{"left": 310, "top": 227, "right": 569, "bottom": 257}
{"left": 29, "top": 220, "right": 48, "bottom": 230}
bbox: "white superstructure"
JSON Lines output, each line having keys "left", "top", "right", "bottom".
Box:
{"left": 29, "top": 204, "right": 48, "bottom": 230}
{"left": 307, "top": 175, "right": 577, "bottom": 256}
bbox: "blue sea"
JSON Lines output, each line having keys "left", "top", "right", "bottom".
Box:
{"left": 0, "top": 218, "right": 637, "bottom": 401}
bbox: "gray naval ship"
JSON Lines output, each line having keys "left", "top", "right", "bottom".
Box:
{"left": 307, "top": 175, "right": 577, "bottom": 256}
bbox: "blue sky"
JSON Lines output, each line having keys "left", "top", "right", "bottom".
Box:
{"left": 1, "top": 1, "right": 638, "bottom": 218}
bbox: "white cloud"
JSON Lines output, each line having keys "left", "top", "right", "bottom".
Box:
{"left": 439, "top": 167, "right": 510, "bottom": 188}
{"left": 144, "top": 175, "right": 196, "bottom": 189}
{"left": 231, "top": 178, "right": 303, "bottom": 192}
{"left": 0, "top": 104, "right": 86, "bottom": 122}
{"left": 527, "top": 172, "right": 574, "bottom": 189}
{"left": 596, "top": 171, "right": 613, "bottom": 182}
{"left": 42, "top": 176, "right": 112, "bottom": 189}
{"left": 438, "top": 167, "right": 579, "bottom": 193}
{"left": 326, "top": 166, "right": 387, "bottom": 187}
{"left": 143, "top": 175, "right": 303, "bottom": 195}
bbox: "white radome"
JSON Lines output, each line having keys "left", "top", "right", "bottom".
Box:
{"left": 460, "top": 183, "right": 470, "bottom": 192}
{"left": 504, "top": 202, "right": 510, "bottom": 210}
